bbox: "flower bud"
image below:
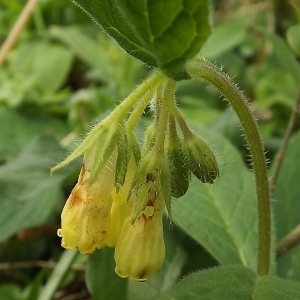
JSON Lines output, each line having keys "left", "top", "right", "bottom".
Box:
{"left": 114, "top": 186, "right": 165, "bottom": 281}
{"left": 182, "top": 134, "right": 219, "bottom": 183}
{"left": 57, "top": 148, "right": 117, "bottom": 254}
{"left": 166, "top": 137, "right": 190, "bottom": 198}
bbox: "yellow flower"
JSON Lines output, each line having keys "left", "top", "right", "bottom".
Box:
{"left": 57, "top": 149, "right": 117, "bottom": 254}
{"left": 106, "top": 154, "right": 137, "bottom": 247}
{"left": 114, "top": 184, "right": 165, "bottom": 281}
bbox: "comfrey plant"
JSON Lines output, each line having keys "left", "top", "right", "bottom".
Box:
{"left": 52, "top": 75, "right": 219, "bottom": 281}
{"left": 51, "top": 0, "right": 292, "bottom": 296}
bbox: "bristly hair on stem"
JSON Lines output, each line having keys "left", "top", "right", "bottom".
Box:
{"left": 186, "top": 57, "right": 271, "bottom": 277}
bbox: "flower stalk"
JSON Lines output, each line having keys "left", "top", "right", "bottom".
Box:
{"left": 186, "top": 57, "right": 271, "bottom": 276}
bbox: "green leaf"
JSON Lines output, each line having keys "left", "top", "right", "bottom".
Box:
{"left": 9, "top": 41, "right": 73, "bottom": 94}
{"left": 0, "top": 285, "right": 24, "bottom": 300}
{"left": 269, "top": 34, "right": 300, "bottom": 83}
{"left": 49, "top": 25, "right": 116, "bottom": 81}
{"left": 0, "top": 108, "right": 68, "bottom": 160}
{"left": 71, "top": 0, "right": 211, "bottom": 79}
{"left": 158, "top": 266, "right": 300, "bottom": 300}
{"left": 85, "top": 248, "right": 127, "bottom": 300}
{"left": 128, "top": 219, "right": 187, "bottom": 300}
{"left": 273, "top": 131, "right": 300, "bottom": 281}
{"left": 172, "top": 125, "right": 258, "bottom": 270}
{"left": 201, "top": 17, "right": 248, "bottom": 59}
{"left": 287, "top": 24, "right": 300, "bottom": 56}
{"left": 159, "top": 266, "right": 257, "bottom": 300}
{"left": 255, "top": 71, "right": 298, "bottom": 110}
{"left": 30, "top": 43, "right": 73, "bottom": 94}
{"left": 252, "top": 276, "right": 300, "bottom": 299}
{"left": 0, "top": 135, "right": 79, "bottom": 242}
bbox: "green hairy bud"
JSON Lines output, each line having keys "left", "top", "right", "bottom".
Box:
{"left": 182, "top": 134, "right": 219, "bottom": 184}
{"left": 166, "top": 137, "right": 190, "bottom": 198}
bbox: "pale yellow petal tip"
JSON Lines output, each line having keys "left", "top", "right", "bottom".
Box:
{"left": 115, "top": 267, "right": 147, "bottom": 282}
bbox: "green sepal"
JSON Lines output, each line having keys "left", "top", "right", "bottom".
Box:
{"left": 166, "top": 137, "right": 190, "bottom": 198}
{"left": 115, "top": 125, "right": 129, "bottom": 192}
{"left": 158, "top": 155, "right": 172, "bottom": 220}
{"left": 50, "top": 121, "right": 108, "bottom": 174}
{"left": 182, "top": 133, "right": 219, "bottom": 184}
{"left": 142, "top": 123, "right": 156, "bottom": 157}
{"left": 127, "top": 131, "right": 141, "bottom": 164}
{"left": 87, "top": 123, "right": 120, "bottom": 186}
{"left": 130, "top": 153, "right": 159, "bottom": 223}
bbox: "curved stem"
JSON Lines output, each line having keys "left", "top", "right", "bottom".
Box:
{"left": 107, "top": 72, "right": 165, "bottom": 122}
{"left": 169, "top": 100, "right": 193, "bottom": 138}
{"left": 126, "top": 87, "right": 156, "bottom": 132}
{"left": 187, "top": 58, "right": 271, "bottom": 276}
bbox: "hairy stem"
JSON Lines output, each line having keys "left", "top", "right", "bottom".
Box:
{"left": 187, "top": 58, "right": 271, "bottom": 276}
{"left": 153, "top": 79, "right": 176, "bottom": 155}
{"left": 126, "top": 88, "right": 156, "bottom": 133}
{"left": 107, "top": 72, "right": 165, "bottom": 122}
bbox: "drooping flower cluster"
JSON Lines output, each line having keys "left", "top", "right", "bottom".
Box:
{"left": 51, "top": 73, "right": 219, "bottom": 281}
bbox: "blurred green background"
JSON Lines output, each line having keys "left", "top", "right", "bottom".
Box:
{"left": 0, "top": 0, "right": 300, "bottom": 299}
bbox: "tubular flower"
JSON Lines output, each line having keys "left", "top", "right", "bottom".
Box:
{"left": 106, "top": 154, "right": 137, "bottom": 247}
{"left": 114, "top": 182, "right": 165, "bottom": 281}
{"left": 57, "top": 148, "right": 117, "bottom": 254}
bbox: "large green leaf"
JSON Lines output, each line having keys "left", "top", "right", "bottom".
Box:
{"left": 158, "top": 266, "right": 300, "bottom": 300}
{"left": 0, "top": 135, "right": 79, "bottom": 242}
{"left": 71, "top": 0, "right": 211, "bottom": 79}
{"left": 173, "top": 125, "right": 258, "bottom": 270}
{"left": 273, "top": 131, "right": 300, "bottom": 281}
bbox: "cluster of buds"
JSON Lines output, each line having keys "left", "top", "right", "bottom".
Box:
{"left": 52, "top": 73, "right": 219, "bottom": 281}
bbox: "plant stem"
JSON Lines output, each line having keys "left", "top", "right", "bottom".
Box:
{"left": 37, "top": 250, "right": 78, "bottom": 300}
{"left": 276, "top": 224, "right": 300, "bottom": 258}
{"left": 107, "top": 72, "right": 166, "bottom": 122}
{"left": 270, "top": 90, "right": 300, "bottom": 195}
{"left": 169, "top": 101, "right": 193, "bottom": 138}
{"left": 0, "top": 0, "right": 40, "bottom": 67}
{"left": 0, "top": 260, "right": 85, "bottom": 271}
{"left": 153, "top": 79, "right": 176, "bottom": 155}
{"left": 126, "top": 88, "right": 156, "bottom": 132}
{"left": 187, "top": 58, "right": 271, "bottom": 276}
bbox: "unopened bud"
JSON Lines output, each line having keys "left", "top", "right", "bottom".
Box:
{"left": 166, "top": 138, "right": 190, "bottom": 198}
{"left": 182, "top": 134, "right": 219, "bottom": 183}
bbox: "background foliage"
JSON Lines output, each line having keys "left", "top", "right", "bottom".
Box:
{"left": 0, "top": 0, "right": 300, "bottom": 299}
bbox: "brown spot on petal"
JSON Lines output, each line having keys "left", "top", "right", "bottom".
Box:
{"left": 67, "top": 186, "right": 83, "bottom": 210}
